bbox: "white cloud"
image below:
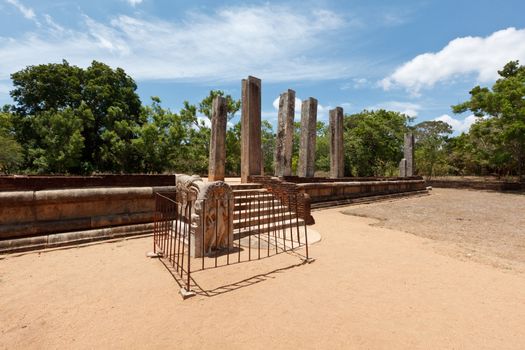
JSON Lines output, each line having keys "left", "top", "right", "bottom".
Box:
{"left": 6, "top": 0, "right": 35, "bottom": 20}
{"left": 126, "top": 0, "right": 143, "bottom": 6}
{"left": 434, "top": 114, "right": 477, "bottom": 133}
{"left": 368, "top": 101, "right": 421, "bottom": 117}
{"left": 340, "top": 78, "right": 368, "bottom": 90}
{"left": 381, "top": 13, "right": 407, "bottom": 26}
{"left": 0, "top": 5, "right": 350, "bottom": 83}
{"left": 381, "top": 27, "right": 525, "bottom": 94}
{"left": 43, "top": 14, "right": 64, "bottom": 33}
{"left": 196, "top": 116, "right": 211, "bottom": 129}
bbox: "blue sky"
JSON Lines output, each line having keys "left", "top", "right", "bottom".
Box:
{"left": 1, "top": 0, "right": 525, "bottom": 133}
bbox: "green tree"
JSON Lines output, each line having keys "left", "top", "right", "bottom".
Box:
{"left": 9, "top": 60, "right": 143, "bottom": 173}
{"left": 452, "top": 60, "right": 525, "bottom": 178}
{"left": 344, "top": 110, "right": 411, "bottom": 176}
{"left": 225, "top": 122, "right": 241, "bottom": 176}
{"left": 0, "top": 111, "right": 23, "bottom": 174}
{"left": 133, "top": 97, "right": 186, "bottom": 173}
{"left": 261, "top": 120, "right": 275, "bottom": 174}
{"left": 198, "top": 90, "right": 241, "bottom": 121}
{"left": 414, "top": 120, "right": 452, "bottom": 178}
{"left": 315, "top": 121, "right": 330, "bottom": 174}
{"left": 27, "top": 107, "right": 87, "bottom": 173}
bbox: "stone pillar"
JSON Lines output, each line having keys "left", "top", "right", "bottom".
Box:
{"left": 298, "top": 97, "right": 318, "bottom": 178}
{"left": 208, "top": 96, "right": 227, "bottom": 181}
{"left": 404, "top": 133, "right": 415, "bottom": 176}
{"left": 241, "top": 76, "right": 262, "bottom": 183}
{"left": 399, "top": 158, "right": 407, "bottom": 177}
{"left": 274, "top": 89, "right": 295, "bottom": 177}
{"left": 329, "top": 107, "right": 344, "bottom": 178}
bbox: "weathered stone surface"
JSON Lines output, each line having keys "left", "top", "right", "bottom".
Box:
{"left": 329, "top": 107, "right": 344, "bottom": 178}
{"left": 176, "top": 174, "right": 233, "bottom": 258}
{"left": 0, "top": 186, "right": 171, "bottom": 241}
{"left": 296, "top": 179, "right": 427, "bottom": 204}
{"left": 399, "top": 158, "right": 407, "bottom": 177}
{"left": 274, "top": 89, "right": 295, "bottom": 177}
{"left": 298, "top": 97, "right": 318, "bottom": 177}
{"left": 404, "top": 133, "right": 415, "bottom": 176}
{"left": 208, "top": 96, "right": 227, "bottom": 181}
{"left": 241, "top": 76, "right": 262, "bottom": 183}
{"left": 193, "top": 181, "right": 234, "bottom": 257}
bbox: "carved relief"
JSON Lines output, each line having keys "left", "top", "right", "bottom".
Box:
{"left": 194, "top": 181, "right": 234, "bottom": 256}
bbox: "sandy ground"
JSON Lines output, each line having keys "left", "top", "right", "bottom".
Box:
{"left": 1, "top": 189, "right": 525, "bottom": 349}
{"left": 343, "top": 188, "right": 525, "bottom": 273}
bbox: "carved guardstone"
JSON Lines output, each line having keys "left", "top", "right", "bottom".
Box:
{"left": 175, "top": 175, "right": 234, "bottom": 258}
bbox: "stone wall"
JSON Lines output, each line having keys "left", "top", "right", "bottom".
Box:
{"left": 0, "top": 186, "right": 175, "bottom": 244}
{"left": 297, "top": 179, "right": 427, "bottom": 204}
{"left": 0, "top": 174, "right": 175, "bottom": 191}
{"left": 427, "top": 179, "right": 523, "bottom": 191}
{"left": 282, "top": 175, "right": 422, "bottom": 183}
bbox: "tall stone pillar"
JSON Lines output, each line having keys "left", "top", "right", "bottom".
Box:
{"left": 404, "top": 133, "right": 415, "bottom": 176}
{"left": 241, "top": 76, "right": 262, "bottom": 183}
{"left": 329, "top": 107, "right": 344, "bottom": 178}
{"left": 298, "top": 97, "right": 318, "bottom": 178}
{"left": 274, "top": 89, "right": 295, "bottom": 177}
{"left": 208, "top": 96, "right": 227, "bottom": 181}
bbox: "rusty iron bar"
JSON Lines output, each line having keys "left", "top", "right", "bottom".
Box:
{"left": 153, "top": 189, "right": 310, "bottom": 295}
{"left": 288, "top": 194, "right": 294, "bottom": 250}
{"left": 266, "top": 193, "right": 270, "bottom": 257}
{"left": 248, "top": 192, "right": 252, "bottom": 261}
{"left": 202, "top": 200, "right": 206, "bottom": 270}
{"left": 257, "top": 195, "right": 261, "bottom": 260}
{"left": 272, "top": 196, "right": 278, "bottom": 254}
{"left": 295, "top": 196, "right": 301, "bottom": 246}
{"left": 215, "top": 198, "right": 219, "bottom": 268}
{"left": 227, "top": 195, "right": 231, "bottom": 265}
{"left": 186, "top": 200, "right": 192, "bottom": 291}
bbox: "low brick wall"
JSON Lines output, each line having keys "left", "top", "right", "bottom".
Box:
{"left": 297, "top": 179, "right": 427, "bottom": 204}
{"left": 0, "top": 186, "right": 175, "bottom": 242}
{"left": 0, "top": 174, "right": 176, "bottom": 191}
{"left": 426, "top": 180, "right": 523, "bottom": 191}
{"left": 283, "top": 175, "right": 421, "bottom": 183}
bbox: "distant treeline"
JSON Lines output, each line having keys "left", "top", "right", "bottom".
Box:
{"left": 1, "top": 60, "right": 524, "bottom": 179}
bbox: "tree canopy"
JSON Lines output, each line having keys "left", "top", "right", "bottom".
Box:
{"left": 2, "top": 59, "right": 524, "bottom": 179}
{"left": 452, "top": 60, "right": 525, "bottom": 178}
{"left": 344, "top": 110, "right": 411, "bottom": 177}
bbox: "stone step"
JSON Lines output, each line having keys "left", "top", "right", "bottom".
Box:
{"left": 234, "top": 218, "right": 306, "bottom": 238}
{"left": 230, "top": 183, "right": 264, "bottom": 191}
{"left": 233, "top": 205, "right": 289, "bottom": 220}
{"left": 233, "top": 188, "right": 269, "bottom": 196}
{"left": 233, "top": 194, "right": 274, "bottom": 204}
{"left": 233, "top": 211, "right": 301, "bottom": 229}
{"left": 234, "top": 199, "right": 284, "bottom": 211}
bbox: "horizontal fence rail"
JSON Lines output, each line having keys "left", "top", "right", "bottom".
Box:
{"left": 153, "top": 188, "right": 309, "bottom": 295}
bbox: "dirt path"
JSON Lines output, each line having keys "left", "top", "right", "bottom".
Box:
{"left": 1, "top": 204, "right": 525, "bottom": 349}
{"left": 343, "top": 188, "right": 525, "bottom": 272}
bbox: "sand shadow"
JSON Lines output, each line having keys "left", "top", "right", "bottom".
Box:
{"left": 158, "top": 250, "right": 312, "bottom": 298}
